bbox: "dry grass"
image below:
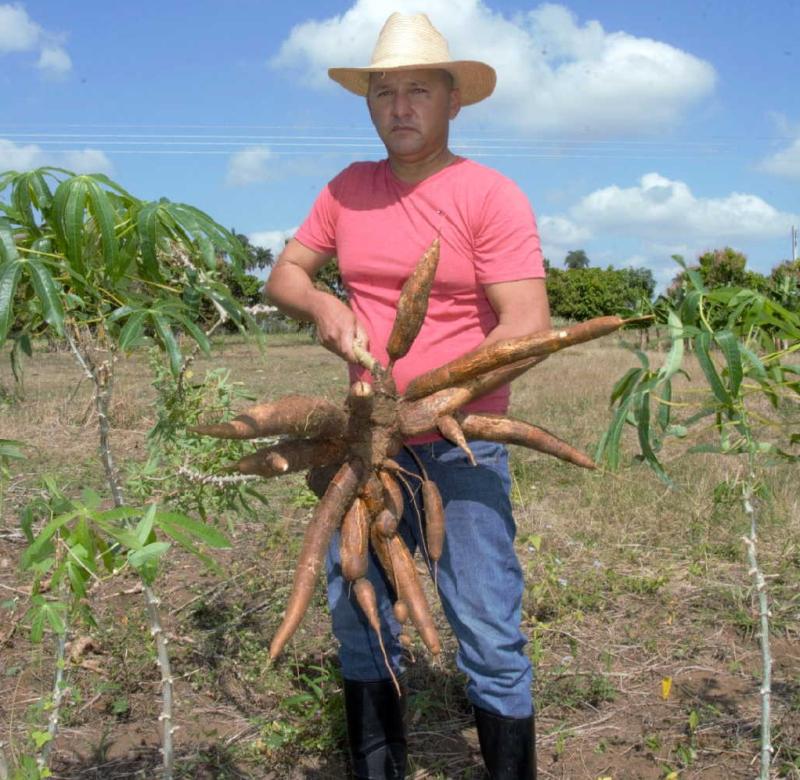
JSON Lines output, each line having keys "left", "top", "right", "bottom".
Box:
{"left": 0, "top": 331, "right": 798, "bottom": 779}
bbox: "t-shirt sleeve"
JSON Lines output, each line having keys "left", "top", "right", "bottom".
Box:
{"left": 473, "top": 176, "right": 545, "bottom": 285}
{"left": 293, "top": 172, "right": 344, "bottom": 255}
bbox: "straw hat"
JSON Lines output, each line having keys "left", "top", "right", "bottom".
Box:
{"left": 328, "top": 13, "right": 496, "bottom": 106}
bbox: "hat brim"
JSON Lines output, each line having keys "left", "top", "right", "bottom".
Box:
{"left": 328, "top": 60, "right": 496, "bottom": 106}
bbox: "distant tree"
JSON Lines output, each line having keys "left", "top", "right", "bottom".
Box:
{"left": 698, "top": 246, "right": 748, "bottom": 287}
{"left": 667, "top": 247, "right": 768, "bottom": 307}
{"left": 619, "top": 267, "right": 656, "bottom": 301}
{"left": 768, "top": 259, "right": 800, "bottom": 313}
{"left": 233, "top": 231, "right": 274, "bottom": 272}
{"left": 546, "top": 267, "right": 652, "bottom": 320}
{"left": 564, "top": 249, "right": 590, "bottom": 270}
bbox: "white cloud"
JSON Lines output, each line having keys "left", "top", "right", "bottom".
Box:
{"left": 248, "top": 227, "right": 298, "bottom": 261}
{"left": 37, "top": 44, "right": 71, "bottom": 77}
{"left": 0, "top": 138, "right": 113, "bottom": 174}
{"left": 0, "top": 3, "right": 39, "bottom": 52}
{"left": 271, "top": 0, "right": 715, "bottom": 135}
{"left": 0, "top": 3, "right": 71, "bottom": 75}
{"left": 225, "top": 146, "right": 275, "bottom": 186}
{"left": 539, "top": 175, "right": 798, "bottom": 288}
{"left": 538, "top": 214, "right": 592, "bottom": 260}
{"left": 758, "top": 136, "right": 800, "bottom": 179}
{"left": 571, "top": 172, "right": 798, "bottom": 242}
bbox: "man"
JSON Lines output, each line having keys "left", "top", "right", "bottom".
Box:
{"left": 266, "top": 12, "right": 549, "bottom": 780}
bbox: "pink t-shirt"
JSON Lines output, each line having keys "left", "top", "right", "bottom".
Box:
{"left": 294, "top": 157, "right": 545, "bottom": 420}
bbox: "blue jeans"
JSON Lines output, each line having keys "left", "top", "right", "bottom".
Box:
{"left": 325, "top": 440, "right": 533, "bottom": 718}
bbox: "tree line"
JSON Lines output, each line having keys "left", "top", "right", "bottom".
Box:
{"left": 243, "top": 241, "right": 798, "bottom": 327}
{"left": 547, "top": 247, "right": 798, "bottom": 321}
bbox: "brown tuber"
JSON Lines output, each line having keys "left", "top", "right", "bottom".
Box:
{"left": 195, "top": 237, "right": 626, "bottom": 666}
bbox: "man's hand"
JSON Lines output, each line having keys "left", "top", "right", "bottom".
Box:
{"left": 310, "top": 293, "right": 370, "bottom": 364}
{"left": 265, "top": 238, "right": 369, "bottom": 364}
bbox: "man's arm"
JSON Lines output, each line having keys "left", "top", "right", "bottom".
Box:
{"left": 265, "top": 238, "right": 368, "bottom": 363}
{"left": 482, "top": 277, "right": 551, "bottom": 346}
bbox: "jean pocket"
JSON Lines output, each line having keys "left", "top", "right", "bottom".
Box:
{"left": 432, "top": 440, "right": 506, "bottom": 470}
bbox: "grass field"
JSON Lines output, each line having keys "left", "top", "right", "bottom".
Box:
{"left": 0, "top": 331, "right": 798, "bottom": 779}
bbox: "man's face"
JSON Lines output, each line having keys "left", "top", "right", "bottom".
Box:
{"left": 366, "top": 69, "right": 461, "bottom": 163}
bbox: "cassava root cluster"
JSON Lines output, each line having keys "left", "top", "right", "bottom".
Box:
{"left": 192, "top": 238, "right": 624, "bottom": 664}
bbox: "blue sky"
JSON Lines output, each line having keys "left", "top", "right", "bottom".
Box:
{"left": 1, "top": 0, "right": 798, "bottom": 290}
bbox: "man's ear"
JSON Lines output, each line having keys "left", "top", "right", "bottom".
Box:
{"left": 449, "top": 88, "right": 462, "bottom": 120}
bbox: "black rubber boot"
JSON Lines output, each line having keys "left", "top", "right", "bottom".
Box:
{"left": 474, "top": 705, "right": 536, "bottom": 779}
{"left": 344, "top": 678, "right": 407, "bottom": 779}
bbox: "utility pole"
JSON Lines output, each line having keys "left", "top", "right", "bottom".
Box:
{"left": 792, "top": 225, "right": 797, "bottom": 262}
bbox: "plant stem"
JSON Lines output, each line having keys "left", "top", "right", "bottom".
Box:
{"left": 144, "top": 584, "right": 174, "bottom": 778}
{"left": 64, "top": 323, "right": 176, "bottom": 780}
{"left": 37, "top": 630, "right": 69, "bottom": 772}
{"left": 95, "top": 359, "right": 125, "bottom": 509}
{"left": 741, "top": 477, "right": 772, "bottom": 779}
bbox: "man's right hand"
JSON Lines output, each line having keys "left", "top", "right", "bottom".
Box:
{"left": 265, "top": 238, "right": 369, "bottom": 366}
{"left": 310, "top": 293, "right": 370, "bottom": 364}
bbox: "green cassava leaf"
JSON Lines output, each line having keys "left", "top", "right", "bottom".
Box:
{"left": 20, "top": 510, "right": 79, "bottom": 570}
{"left": 0, "top": 257, "right": 22, "bottom": 343}
{"left": 135, "top": 200, "right": 163, "bottom": 280}
{"left": 739, "top": 343, "right": 768, "bottom": 380}
{"left": 26, "top": 259, "right": 65, "bottom": 335}
{"left": 170, "top": 311, "right": 211, "bottom": 355}
{"left": 59, "top": 177, "right": 90, "bottom": 274}
{"left": 85, "top": 179, "right": 120, "bottom": 278}
{"left": 634, "top": 390, "right": 671, "bottom": 484}
{"left": 127, "top": 541, "right": 170, "bottom": 582}
{"left": 609, "top": 367, "right": 643, "bottom": 406}
{"left": 715, "top": 330, "right": 743, "bottom": 397}
{"left": 657, "top": 379, "right": 672, "bottom": 431}
{"left": 118, "top": 310, "right": 148, "bottom": 351}
{"left": 659, "top": 309, "right": 685, "bottom": 382}
{"left": 150, "top": 311, "right": 182, "bottom": 375}
{"left": 596, "top": 393, "right": 634, "bottom": 470}
{"left": 156, "top": 511, "right": 230, "bottom": 548}
{"left": 694, "top": 332, "right": 731, "bottom": 406}
{"left": 0, "top": 216, "right": 20, "bottom": 263}
{"left": 155, "top": 524, "right": 222, "bottom": 575}
{"left": 135, "top": 503, "right": 158, "bottom": 547}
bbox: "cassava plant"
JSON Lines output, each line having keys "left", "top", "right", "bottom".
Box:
{"left": 16, "top": 480, "right": 230, "bottom": 776}
{"left": 0, "top": 166, "right": 254, "bottom": 778}
{"left": 125, "top": 349, "right": 267, "bottom": 522}
{"left": 598, "top": 258, "right": 799, "bottom": 779}
{"left": 193, "top": 238, "right": 628, "bottom": 679}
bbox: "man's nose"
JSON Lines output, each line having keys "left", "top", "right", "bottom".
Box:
{"left": 391, "top": 91, "right": 412, "bottom": 118}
